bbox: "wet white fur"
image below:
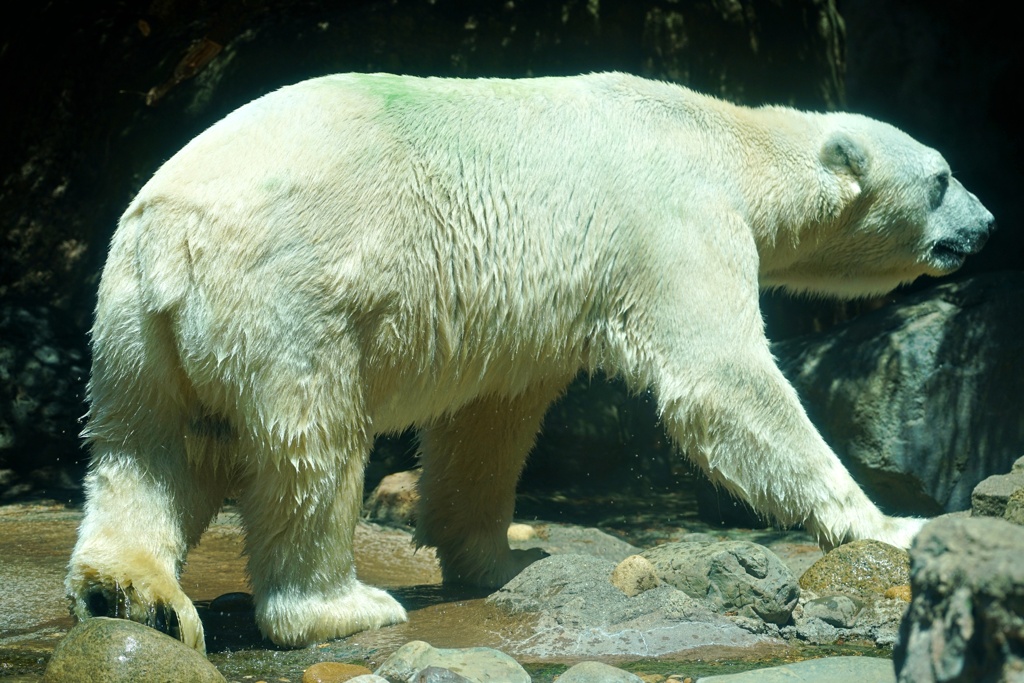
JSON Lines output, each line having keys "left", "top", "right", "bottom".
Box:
{"left": 68, "top": 72, "right": 992, "bottom": 650}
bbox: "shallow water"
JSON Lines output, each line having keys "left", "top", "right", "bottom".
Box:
{"left": 0, "top": 494, "right": 872, "bottom": 682}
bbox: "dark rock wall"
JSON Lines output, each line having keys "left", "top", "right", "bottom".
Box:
{"left": 1, "top": 1, "right": 1018, "bottom": 505}
{"left": 776, "top": 273, "right": 1024, "bottom": 516}
{"left": 0, "top": 0, "right": 846, "bottom": 497}
{"left": 1, "top": 0, "right": 847, "bottom": 316}
{"left": 842, "top": 0, "right": 1022, "bottom": 280}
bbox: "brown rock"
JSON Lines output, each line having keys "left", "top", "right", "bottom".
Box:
{"left": 884, "top": 585, "right": 912, "bottom": 602}
{"left": 303, "top": 661, "right": 374, "bottom": 683}
{"left": 610, "top": 554, "right": 661, "bottom": 597}
{"left": 365, "top": 469, "right": 421, "bottom": 526}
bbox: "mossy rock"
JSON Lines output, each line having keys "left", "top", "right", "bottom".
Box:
{"left": 799, "top": 540, "right": 909, "bottom": 601}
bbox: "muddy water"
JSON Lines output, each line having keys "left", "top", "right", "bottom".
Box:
{"left": 0, "top": 496, "right": 845, "bottom": 682}
{"left": 177, "top": 510, "right": 444, "bottom": 598}
{"left": 1, "top": 502, "right": 559, "bottom": 680}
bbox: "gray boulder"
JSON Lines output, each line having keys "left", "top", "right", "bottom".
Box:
{"left": 641, "top": 541, "right": 800, "bottom": 624}
{"left": 413, "top": 667, "right": 474, "bottom": 683}
{"left": 790, "top": 592, "right": 906, "bottom": 648}
{"left": 775, "top": 272, "right": 1024, "bottom": 514}
{"left": 374, "top": 640, "right": 529, "bottom": 683}
{"left": 801, "top": 595, "right": 860, "bottom": 628}
{"left": 696, "top": 655, "right": 895, "bottom": 682}
{"left": 487, "top": 554, "right": 770, "bottom": 658}
{"left": 509, "top": 523, "right": 640, "bottom": 563}
{"left": 894, "top": 516, "right": 1024, "bottom": 682}
{"left": 557, "top": 661, "right": 644, "bottom": 683}
{"left": 971, "top": 455, "right": 1024, "bottom": 519}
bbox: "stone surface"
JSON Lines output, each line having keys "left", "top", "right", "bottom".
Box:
{"left": 302, "top": 661, "right": 374, "bottom": 683}
{"left": 346, "top": 677, "right": 390, "bottom": 683}
{"left": 558, "top": 660, "right": 645, "bottom": 682}
{"left": 849, "top": 599, "right": 907, "bottom": 648}
{"left": 611, "top": 554, "right": 661, "bottom": 597}
{"left": 775, "top": 273, "right": 1024, "bottom": 515}
{"left": 364, "top": 469, "right": 421, "bottom": 526}
{"left": 414, "top": 666, "right": 473, "bottom": 683}
{"left": 42, "top": 617, "right": 225, "bottom": 683}
{"left": 509, "top": 523, "right": 641, "bottom": 563}
{"left": 641, "top": 541, "right": 800, "bottom": 624}
{"left": 799, "top": 540, "right": 909, "bottom": 601}
{"left": 802, "top": 595, "right": 860, "bottom": 628}
{"left": 971, "top": 465, "right": 1024, "bottom": 519}
{"left": 789, "top": 593, "right": 894, "bottom": 646}
{"left": 792, "top": 615, "right": 840, "bottom": 645}
{"left": 374, "top": 640, "right": 529, "bottom": 683}
{"left": 894, "top": 516, "right": 1024, "bottom": 683}
{"left": 884, "top": 585, "right": 912, "bottom": 602}
{"left": 696, "top": 655, "right": 896, "bottom": 682}
{"left": 1005, "top": 488, "right": 1024, "bottom": 526}
{"left": 488, "top": 553, "right": 770, "bottom": 658}
{"left": 1006, "top": 457, "right": 1024, "bottom": 526}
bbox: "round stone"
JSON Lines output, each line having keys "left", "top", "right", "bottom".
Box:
{"left": 42, "top": 617, "right": 225, "bottom": 683}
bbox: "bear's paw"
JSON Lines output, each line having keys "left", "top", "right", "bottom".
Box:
{"left": 257, "top": 581, "right": 407, "bottom": 647}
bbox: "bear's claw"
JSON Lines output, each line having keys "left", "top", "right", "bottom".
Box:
{"left": 79, "top": 585, "right": 178, "bottom": 638}
{"left": 70, "top": 572, "right": 205, "bottom": 652}
{"left": 79, "top": 582, "right": 181, "bottom": 641}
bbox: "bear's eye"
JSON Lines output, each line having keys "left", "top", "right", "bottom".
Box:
{"left": 931, "top": 171, "right": 950, "bottom": 207}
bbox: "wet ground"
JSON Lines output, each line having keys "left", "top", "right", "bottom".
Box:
{"left": 0, "top": 493, "right": 885, "bottom": 682}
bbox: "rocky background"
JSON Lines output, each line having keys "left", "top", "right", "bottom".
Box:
{"left": 1, "top": 0, "right": 1021, "bottom": 512}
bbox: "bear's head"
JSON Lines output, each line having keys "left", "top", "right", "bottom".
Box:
{"left": 762, "top": 113, "right": 995, "bottom": 298}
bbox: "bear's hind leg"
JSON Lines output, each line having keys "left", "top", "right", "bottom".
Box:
{"left": 415, "top": 382, "right": 567, "bottom": 588}
{"left": 67, "top": 424, "right": 227, "bottom": 652}
{"left": 238, "top": 424, "right": 406, "bottom": 647}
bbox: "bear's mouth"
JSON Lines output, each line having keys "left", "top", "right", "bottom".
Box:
{"left": 929, "top": 235, "right": 986, "bottom": 271}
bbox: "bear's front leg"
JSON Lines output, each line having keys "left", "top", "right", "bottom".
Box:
{"left": 656, "top": 345, "right": 925, "bottom": 550}
{"left": 415, "top": 382, "right": 567, "bottom": 587}
{"left": 238, "top": 433, "right": 407, "bottom": 647}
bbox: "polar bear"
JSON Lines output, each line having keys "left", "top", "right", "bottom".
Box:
{"left": 67, "top": 72, "right": 994, "bottom": 651}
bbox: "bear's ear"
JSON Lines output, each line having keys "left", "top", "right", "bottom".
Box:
{"left": 820, "top": 132, "right": 869, "bottom": 179}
